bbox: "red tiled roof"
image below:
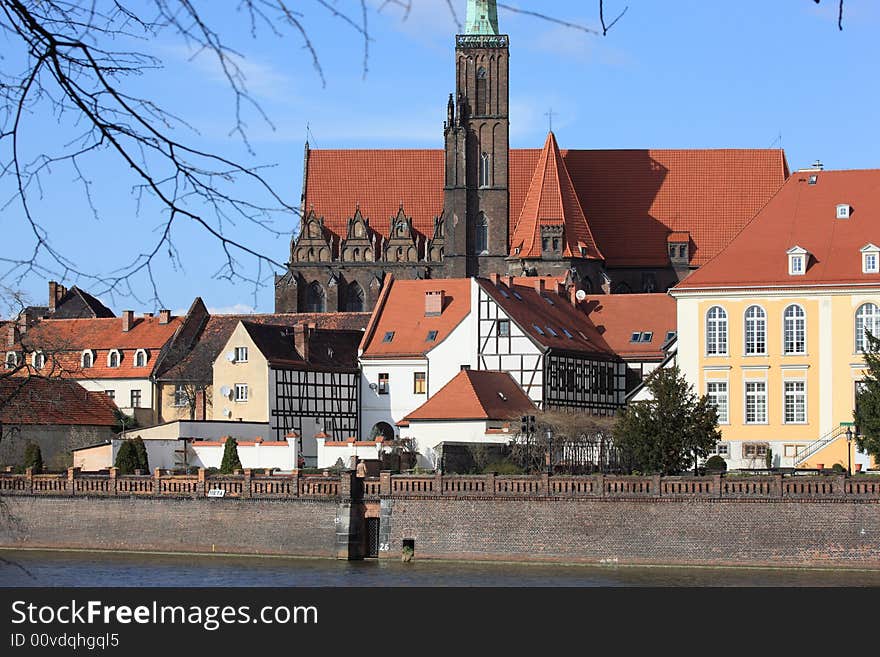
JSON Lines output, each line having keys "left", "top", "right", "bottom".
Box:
{"left": 675, "top": 169, "right": 880, "bottom": 290}
{"left": 305, "top": 147, "right": 787, "bottom": 267}
{"left": 404, "top": 370, "right": 536, "bottom": 422}
{"left": 9, "top": 316, "right": 182, "bottom": 379}
{"left": 510, "top": 132, "right": 602, "bottom": 260}
{"left": 667, "top": 231, "right": 691, "bottom": 243}
{"left": 477, "top": 278, "right": 615, "bottom": 358}
{"left": 577, "top": 294, "right": 676, "bottom": 360}
{"left": 0, "top": 376, "right": 118, "bottom": 426}
{"left": 360, "top": 277, "right": 471, "bottom": 359}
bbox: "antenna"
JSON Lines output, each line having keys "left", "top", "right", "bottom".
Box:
{"left": 575, "top": 289, "right": 587, "bottom": 302}
{"left": 220, "top": 385, "right": 231, "bottom": 398}
{"left": 226, "top": 351, "right": 236, "bottom": 362}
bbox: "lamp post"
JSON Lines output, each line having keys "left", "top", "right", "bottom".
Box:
{"left": 846, "top": 427, "right": 854, "bottom": 477}
{"left": 545, "top": 428, "right": 553, "bottom": 476}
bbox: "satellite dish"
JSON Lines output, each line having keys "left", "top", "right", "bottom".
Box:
{"left": 575, "top": 289, "right": 587, "bottom": 301}
{"left": 223, "top": 408, "right": 232, "bottom": 418}
{"left": 226, "top": 351, "right": 236, "bottom": 362}
{"left": 220, "top": 385, "right": 231, "bottom": 397}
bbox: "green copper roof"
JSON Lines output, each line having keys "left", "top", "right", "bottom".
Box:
{"left": 465, "top": 0, "right": 499, "bottom": 35}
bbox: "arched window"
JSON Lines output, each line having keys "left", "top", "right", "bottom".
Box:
{"left": 744, "top": 305, "right": 767, "bottom": 355}
{"left": 134, "top": 349, "right": 148, "bottom": 368}
{"left": 474, "top": 213, "right": 489, "bottom": 255}
{"left": 108, "top": 350, "right": 120, "bottom": 368}
{"left": 305, "top": 282, "right": 326, "bottom": 313}
{"left": 4, "top": 352, "right": 17, "bottom": 369}
{"left": 783, "top": 305, "right": 806, "bottom": 354}
{"left": 32, "top": 352, "right": 45, "bottom": 370}
{"left": 479, "top": 152, "right": 491, "bottom": 188}
{"left": 856, "top": 303, "right": 880, "bottom": 353}
{"left": 476, "top": 66, "right": 489, "bottom": 115}
{"left": 706, "top": 306, "right": 728, "bottom": 356}
{"left": 345, "top": 283, "right": 365, "bottom": 312}
{"left": 81, "top": 350, "right": 94, "bottom": 369}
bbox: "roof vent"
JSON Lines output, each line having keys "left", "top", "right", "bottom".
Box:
{"left": 837, "top": 204, "right": 851, "bottom": 219}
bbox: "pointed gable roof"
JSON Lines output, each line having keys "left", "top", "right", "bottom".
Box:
{"left": 404, "top": 370, "right": 536, "bottom": 422}
{"left": 509, "top": 132, "right": 602, "bottom": 261}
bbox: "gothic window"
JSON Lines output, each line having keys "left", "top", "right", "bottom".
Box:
{"left": 346, "top": 283, "right": 365, "bottom": 312}
{"left": 474, "top": 213, "right": 489, "bottom": 255}
{"left": 477, "top": 66, "right": 489, "bottom": 115}
{"left": 305, "top": 281, "right": 326, "bottom": 313}
{"left": 479, "top": 152, "right": 491, "bottom": 188}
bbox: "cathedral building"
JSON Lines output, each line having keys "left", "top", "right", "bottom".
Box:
{"left": 275, "top": 0, "right": 789, "bottom": 314}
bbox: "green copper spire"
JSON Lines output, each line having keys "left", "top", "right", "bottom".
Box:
{"left": 465, "top": 0, "right": 499, "bottom": 35}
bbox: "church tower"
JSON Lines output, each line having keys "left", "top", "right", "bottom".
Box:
{"left": 444, "top": 0, "right": 510, "bottom": 278}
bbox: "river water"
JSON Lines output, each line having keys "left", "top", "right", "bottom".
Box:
{"left": 2, "top": 550, "right": 880, "bottom": 587}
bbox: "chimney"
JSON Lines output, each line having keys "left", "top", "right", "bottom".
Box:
{"left": 122, "top": 310, "right": 134, "bottom": 332}
{"left": 48, "top": 281, "right": 66, "bottom": 313}
{"left": 534, "top": 279, "right": 546, "bottom": 295}
{"left": 570, "top": 286, "right": 579, "bottom": 308}
{"left": 294, "top": 323, "right": 310, "bottom": 362}
{"left": 158, "top": 309, "right": 171, "bottom": 325}
{"left": 143, "top": 312, "right": 153, "bottom": 319}
{"left": 194, "top": 388, "right": 206, "bottom": 421}
{"left": 7, "top": 324, "right": 19, "bottom": 348}
{"left": 505, "top": 276, "right": 515, "bottom": 290}
{"left": 425, "top": 290, "right": 445, "bottom": 317}
{"left": 556, "top": 281, "right": 566, "bottom": 297}
{"left": 489, "top": 273, "right": 500, "bottom": 286}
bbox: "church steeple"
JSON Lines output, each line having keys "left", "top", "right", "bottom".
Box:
{"left": 465, "top": 0, "right": 499, "bottom": 35}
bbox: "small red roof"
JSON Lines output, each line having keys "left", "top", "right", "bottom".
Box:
{"left": 675, "top": 169, "right": 880, "bottom": 290}
{"left": 360, "top": 277, "right": 471, "bottom": 359}
{"left": 0, "top": 377, "right": 118, "bottom": 426}
{"left": 510, "top": 132, "right": 603, "bottom": 260}
{"left": 577, "top": 294, "right": 676, "bottom": 360}
{"left": 404, "top": 370, "right": 536, "bottom": 422}
{"left": 667, "top": 232, "right": 691, "bottom": 243}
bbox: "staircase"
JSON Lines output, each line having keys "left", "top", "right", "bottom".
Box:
{"left": 794, "top": 424, "right": 850, "bottom": 466}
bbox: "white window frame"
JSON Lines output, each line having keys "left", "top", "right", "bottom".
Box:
{"left": 134, "top": 349, "right": 148, "bottom": 368}
{"left": 234, "top": 383, "right": 249, "bottom": 402}
{"left": 744, "top": 379, "right": 768, "bottom": 425}
{"left": 81, "top": 349, "right": 95, "bottom": 369}
{"left": 787, "top": 246, "right": 809, "bottom": 276}
{"left": 713, "top": 442, "right": 729, "bottom": 457}
{"left": 130, "top": 389, "right": 142, "bottom": 409}
{"left": 744, "top": 305, "right": 767, "bottom": 356}
{"left": 705, "top": 306, "right": 728, "bottom": 356}
{"left": 173, "top": 385, "right": 189, "bottom": 408}
{"left": 31, "top": 351, "right": 45, "bottom": 370}
{"left": 837, "top": 204, "right": 851, "bottom": 219}
{"left": 234, "top": 346, "right": 249, "bottom": 363}
{"left": 782, "top": 379, "right": 807, "bottom": 425}
{"left": 861, "top": 244, "right": 880, "bottom": 274}
{"left": 5, "top": 351, "right": 19, "bottom": 369}
{"left": 706, "top": 380, "right": 729, "bottom": 425}
{"left": 855, "top": 303, "right": 880, "bottom": 353}
{"left": 782, "top": 304, "right": 807, "bottom": 355}
{"left": 108, "top": 349, "right": 121, "bottom": 368}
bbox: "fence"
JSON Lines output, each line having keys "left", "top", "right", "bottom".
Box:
{"left": 2, "top": 468, "right": 879, "bottom": 501}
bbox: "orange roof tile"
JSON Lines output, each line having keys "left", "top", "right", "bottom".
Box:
{"left": 305, "top": 147, "right": 787, "bottom": 267}
{"left": 477, "top": 278, "right": 616, "bottom": 358}
{"left": 675, "top": 169, "right": 880, "bottom": 290}
{"left": 577, "top": 294, "right": 676, "bottom": 360}
{"left": 0, "top": 377, "right": 118, "bottom": 426}
{"left": 510, "top": 132, "right": 602, "bottom": 260}
{"left": 360, "top": 278, "right": 471, "bottom": 359}
{"left": 9, "top": 315, "right": 182, "bottom": 379}
{"left": 667, "top": 231, "right": 691, "bottom": 243}
{"left": 404, "top": 370, "right": 536, "bottom": 422}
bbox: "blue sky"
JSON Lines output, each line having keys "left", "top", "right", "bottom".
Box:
{"left": 1, "top": 0, "right": 878, "bottom": 316}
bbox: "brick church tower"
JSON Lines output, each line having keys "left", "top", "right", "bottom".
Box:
{"left": 444, "top": 0, "right": 510, "bottom": 278}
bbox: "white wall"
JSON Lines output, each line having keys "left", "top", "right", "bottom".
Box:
{"left": 77, "top": 377, "right": 154, "bottom": 414}
{"left": 132, "top": 420, "right": 272, "bottom": 441}
{"left": 191, "top": 439, "right": 297, "bottom": 471}
{"left": 361, "top": 359, "right": 429, "bottom": 440}
{"left": 316, "top": 440, "right": 383, "bottom": 469}
{"left": 399, "top": 419, "right": 514, "bottom": 469}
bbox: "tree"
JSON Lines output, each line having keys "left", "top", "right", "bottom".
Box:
{"left": 510, "top": 409, "right": 615, "bottom": 474}
{"left": 219, "top": 437, "right": 242, "bottom": 474}
{"left": 114, "top": 440, "right": 140, "bottom": 475}
{"left": 614, "top": 366, "right": 721, "bottom": 476}
{"left": 22, "top": 441, "right": 42, "bottom": 474}
{"left": 854, "top": 330, "right": 880, "bottom": 462}
{"left": 132, "top": 436, "right": 149, "bottom": 474}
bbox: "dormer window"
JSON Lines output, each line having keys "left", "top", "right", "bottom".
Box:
{"left": 5, "top": 352, "right": 18, "bottom": 369}
{"left": 862, "top": 244, "right": 880, "bottom": 274}
{"left": 108, "top": 349, "right": 121, "bottom": 368}
{"left": 134, "top": 349, "right": 148, "bottom": 368}
{"left": 787, "top": 246, "right": 809, "bottom": 276}
{"left": 81, "top": 350, "right": 95, "bottom": 369}
{"left": 837, "top": 204, "right": 851, "bottom": 219}
{"left": 32, "top": 351, "right": 45, "bottom": 370}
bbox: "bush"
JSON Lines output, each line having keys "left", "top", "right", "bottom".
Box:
{"left": 23, "top": 442, "right": 43, "bottom": 474}
{"left": 705, "top": 455, "right": 727, "bottom": 472}
{"left": 832, "top": 463, "right": 846, "bottom": 474}
{"left": 765, "top": 447, "right": 773, "bottom": 470}
{"left": 114, "top": 440, "right": 139, "bottom": 475}
{"left": 219, "top": 437, "right": 242, "bottom": 474}
{"left": 482, "top": 460, "right": 524, "bottom": 475}
{"left": 132, "top": 436, "right": 149, "bottom": 473}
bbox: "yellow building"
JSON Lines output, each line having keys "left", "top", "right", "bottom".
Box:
{"left": 671, "top": 167, "right": 879, "bottom": 471}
